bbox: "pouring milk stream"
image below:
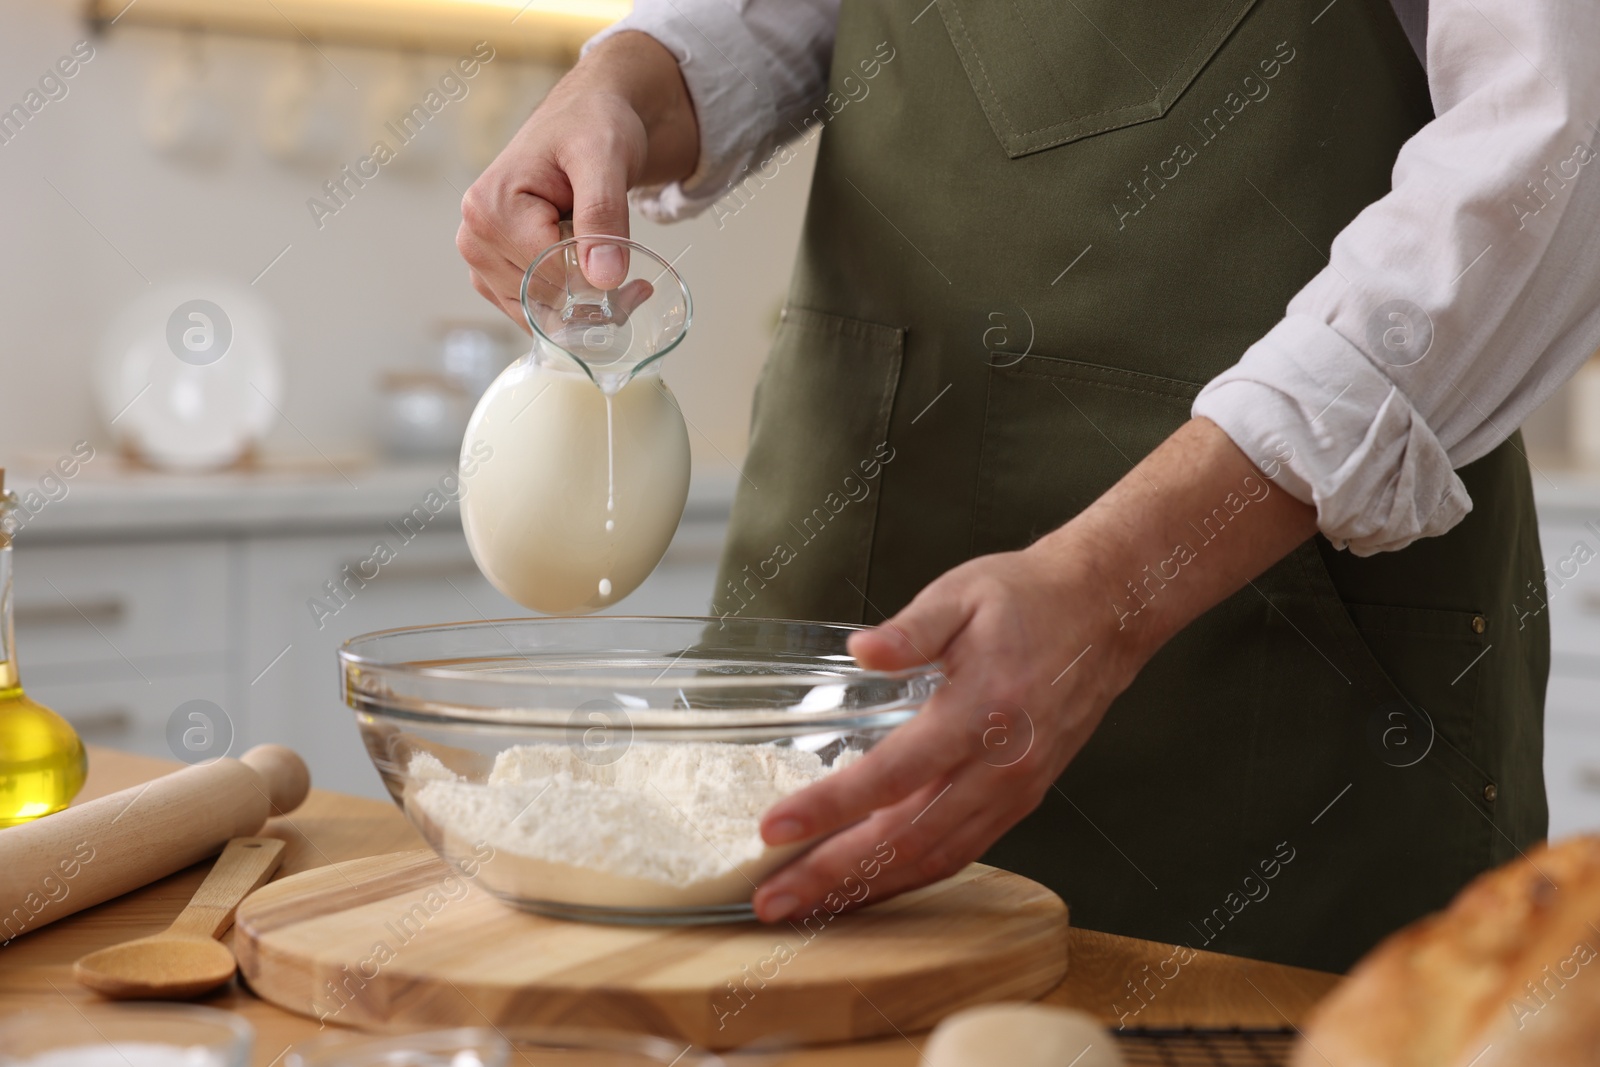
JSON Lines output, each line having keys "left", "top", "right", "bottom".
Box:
{"left": 460, "top": 228, "right": 692, "bottom": 613}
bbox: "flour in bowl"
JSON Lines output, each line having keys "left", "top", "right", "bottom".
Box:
{"left": 405, "top": 742, "right": 861, "bottom": 910}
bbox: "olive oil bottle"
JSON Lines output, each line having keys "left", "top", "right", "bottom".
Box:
{"left": 0, "top": 469, "right": 86, "bottom": 826}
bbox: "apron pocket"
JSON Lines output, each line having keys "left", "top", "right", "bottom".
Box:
{"left": 1280, "top": 551, "right": 1501, "bottom": 886}
{"left": 938, "top": 0, "right": 1259, "bottom": 157}
{"left": 972, "top": 354, "right": 1198, "bottom": 554}
{"left": 716, "top": 307, "right": 905, "bottom": 625}
{"left": 1339, "top": 600, "right": 1497, "bottom": 800}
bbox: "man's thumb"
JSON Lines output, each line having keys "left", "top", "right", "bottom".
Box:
{"left": 848, "top": 590, "right": 969, "bottom": 672}
{"left": 567, "top": 156, "right": 631, "bottom": 289}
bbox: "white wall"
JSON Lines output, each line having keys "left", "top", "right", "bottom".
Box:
{"left": 0, "top": 0, "right": 1582, "bottom": 476}
{"left": 0, "top": 0, "right": 816, "bottom": 473}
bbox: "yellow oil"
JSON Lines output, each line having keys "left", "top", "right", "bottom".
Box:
{"left": 0, "top": 671, "right": 87, "bottom": 827}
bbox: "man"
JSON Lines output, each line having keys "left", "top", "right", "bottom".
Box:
{"left": 457, "top": 0, "right": 1600, "bottom": 971}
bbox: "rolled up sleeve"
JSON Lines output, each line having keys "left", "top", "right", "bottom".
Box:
{"left": 1194, "top": 0, "right": 1600, "bottom": 555}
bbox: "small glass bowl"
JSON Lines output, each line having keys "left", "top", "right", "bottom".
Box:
{"left": 340, "top": 617, "right": 940, "bottom": 924}
{"left": 0, "top": 1003, "right": 253, "bottom": 1067}
{"left": 289, "top": 1026, "right": 724, "bottom": 1067}
{"left": 287, "top": 1027, "right": 506, "bottom": 1067}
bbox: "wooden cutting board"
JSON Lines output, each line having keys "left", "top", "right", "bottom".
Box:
{"left": 234, "top": 849, "right": 1068, "bottom": 1050}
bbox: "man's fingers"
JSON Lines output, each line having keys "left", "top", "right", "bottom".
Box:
{"left": 501, "top": 188, "right": 564, "bottom": 268}
{"left": 827, "top": 798, "right": 1011, "bottom": 909}
{"left": 614, "top": 278, "right": 654, "bottom": 317}
{"left": 458, "top": 194, "right": 542, "bottom": 322}
{"left": 847, "top": 577, "right": 975, "bottom": 672}
{"left": 754, "top": 765, "right": 1021, "bottom": 922}
{"left": 472, "top": 187, "right": 561, "bottom": 275}
{"left": 460, "top": 185, "right": 528, "bottom": 271}
{"left": 456, "top": 218, "right": 516, "bottom": 286}
{"left": 753, "top": 789, "right": 936, "bottom": 922}
{"left": 466, "top": 264, "right": 532, "bottom": 334}
{"left": 760, "top": 693, "right": 971, "bottom": 846}
{"left": 565, "top": 150, "right": 631, "bottom": 289}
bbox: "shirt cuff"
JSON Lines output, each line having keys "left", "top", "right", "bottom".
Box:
{"left": 1193, "top": 315, "right": 1473, "bottom": 556}
{"left": 585, "top": 3, "right": 778, "bottom": 222}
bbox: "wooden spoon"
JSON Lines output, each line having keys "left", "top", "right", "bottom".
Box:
{"left": 73, "top": 836, "right": 285, "bottom": 999}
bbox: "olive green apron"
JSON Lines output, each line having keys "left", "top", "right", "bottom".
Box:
{"left": 715, "top": 0, "right": 1549, "bottom": 973}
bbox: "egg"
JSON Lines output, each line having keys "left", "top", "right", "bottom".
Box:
{"left": 924, "top": 1004, "right": 1126, "bottom": 1067}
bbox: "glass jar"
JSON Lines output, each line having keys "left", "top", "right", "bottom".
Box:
{"left": 0, "top": 469, "right": 87, "bottom": 826}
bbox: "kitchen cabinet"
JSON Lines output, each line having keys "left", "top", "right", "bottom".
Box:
{"left": 13, "top": 463, "right": 733, "bottom": 798}
{"left": 15, "top": 542, "right": 233, "bottom": 669}
{"left": 1546, "top": 677, "right": 1600, "bottom": 838}
{"left": 1540, "top": 518, "right": 1600, "bottom": 670}
{"left": 1535, "top": 497, "right": 1600, "bottom": 837}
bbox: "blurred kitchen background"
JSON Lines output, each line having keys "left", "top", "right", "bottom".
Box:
{"left": 3, "top": 0, "right": 1599, "bottom": 829}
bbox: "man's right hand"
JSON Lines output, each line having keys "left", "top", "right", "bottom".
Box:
{"left": 456, "top": 31, "right": 699, "bottom": 329}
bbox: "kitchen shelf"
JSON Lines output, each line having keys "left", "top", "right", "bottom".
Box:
{"left": 85, "top": 0, "right": 626, "bottom": 61}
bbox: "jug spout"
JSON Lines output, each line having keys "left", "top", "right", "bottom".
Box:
{"left": 521, "top": 227, "right": 692, "bottom": 393}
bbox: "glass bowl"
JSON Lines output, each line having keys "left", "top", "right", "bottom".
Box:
{"left": 0, "top": 1004, "right": 252, "bottom": 1067}
{"left": 288, "top": 1028, "right": 505, "bottom": 1067}
{"left": 288, "top": 1026, "right": 724, "bottom": 1067}
{"left": 339, "top": 617, "right": 940, "bottom": 924}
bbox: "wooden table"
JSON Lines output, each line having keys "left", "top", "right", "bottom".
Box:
{"left": 0, "top": 748, "right": 1340, "bottom": 1064}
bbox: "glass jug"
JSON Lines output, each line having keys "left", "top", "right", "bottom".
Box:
{"left": 0, "top": 470, "right": 87, "bottom": 825}
{"left": 459, "top": 229, "right": 693, "bottom": 615}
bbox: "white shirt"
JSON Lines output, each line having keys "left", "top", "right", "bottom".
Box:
{"left": 589, "top": 0, "right": 1600, "bottom": 555}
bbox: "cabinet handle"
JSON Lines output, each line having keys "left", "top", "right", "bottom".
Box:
{"left": 64, "top": 707, "right": 134, "bottom": 736}
{"left": 15, "top": 599, "right": 126, "bottom": 628}
{"left": 661, "top": 542, "right": 724, "bottom": 565}
{"left": 339, "top": 559, "right": 483, "bottom": 581}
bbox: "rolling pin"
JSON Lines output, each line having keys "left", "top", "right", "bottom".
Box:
{"left": 0, "top": 744, "right": 309, "bottom": 944}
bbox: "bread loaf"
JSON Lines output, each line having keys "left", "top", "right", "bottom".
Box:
{"left": 1293, "top": 835, "right": 1600, "bottom": 1067}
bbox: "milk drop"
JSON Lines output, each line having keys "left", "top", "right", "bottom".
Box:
{"left": 460, "top": 350, "right": 690, "bottom": 614}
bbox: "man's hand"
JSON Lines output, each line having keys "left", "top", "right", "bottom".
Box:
{"left": 751, "top": 545, "right": 1133, "bottom": 922}
{"left": 751, "top": 418, "right": 1319, "bottom": 922}
{"left": 456, "top": 31, "right": 698, "bottom": 327}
